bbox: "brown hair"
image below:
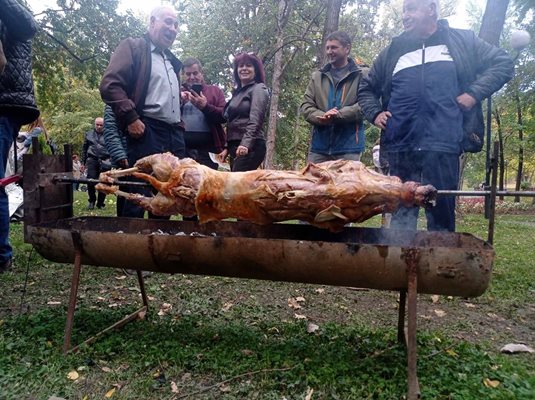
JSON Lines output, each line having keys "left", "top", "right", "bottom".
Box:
{"left": 232, "top": 53, "right": 265, "bottom": 88}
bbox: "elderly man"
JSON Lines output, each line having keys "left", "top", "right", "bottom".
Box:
{"left": 300, "top": 31, "right": 367, "bottom": 163}
{"left": 0, "top": 0, "right": 39, "bottom": 273}
{"left": 358, "top": 0, "right": 513, "bottom": 232}
{"left": 82, "top": 117, "right": 110, "bottom": 210}
{"left": 181, "top": 57, "right": 226, "bottom": 170}
{"left": 100, "top": 5, "right": 185, "bottom": 218}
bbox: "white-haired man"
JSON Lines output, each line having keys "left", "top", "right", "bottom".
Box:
{"left": 358, "top": 0, "right": 513, "bottom": 232}
{"left": 100, "top": 6, "right": 185, "bottom": 218}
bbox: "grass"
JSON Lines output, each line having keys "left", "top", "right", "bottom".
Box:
{"left": 0, "top": 191, "right": 534, "bottom": 399}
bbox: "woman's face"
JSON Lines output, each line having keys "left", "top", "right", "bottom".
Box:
{"left": 237, "top": 62, "right": 255, "bottom": 85}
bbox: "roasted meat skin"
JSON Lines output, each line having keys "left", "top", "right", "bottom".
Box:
{"left": 97, "top": 153, "right": 436, "bottom": 231}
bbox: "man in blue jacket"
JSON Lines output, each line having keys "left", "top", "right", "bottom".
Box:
{"left": 358, "top": 0, "right": 513, "bottom": 232}
{"left": 0, "top": 0, "right": 39, "bottom": 273}
{"left": 301, "top": 31, "right": 367, "bottom": 163}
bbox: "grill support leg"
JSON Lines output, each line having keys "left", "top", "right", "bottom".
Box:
{"left": 61, "top": 250, "right": 149, "bottom": 354}
{"left": 63, "top": 249, "right": 82, "bottom": 353}
{"left": 406, "top": 252, "right": 420, "bottom": 399}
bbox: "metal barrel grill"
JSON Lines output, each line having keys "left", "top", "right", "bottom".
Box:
{"left": 22, "top": 143, "right": 503, "bottom": 399}
{"left": 28, "top": 217, "right": 494, "bottom": 298}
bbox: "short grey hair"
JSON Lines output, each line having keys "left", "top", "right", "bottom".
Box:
{"left": 421, "top": 0, "right": 440, "bottom": 19}
{"left": 148, "top": 5, "right": 176, "bottom": 26}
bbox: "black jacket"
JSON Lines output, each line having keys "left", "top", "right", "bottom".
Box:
{"left": 358, "top": 20, "right": 514, "bottom": 153}
{"left": 0, "top": 0, "right": 40, "bottom": 124}
{"left": 82, "top": 129, "right": 110, "bottom": 164}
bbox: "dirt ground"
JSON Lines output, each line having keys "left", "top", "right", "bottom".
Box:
{"left": 2, "top": 265, "right": 533, "bottom": 352}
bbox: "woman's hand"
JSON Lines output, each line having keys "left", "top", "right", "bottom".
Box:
{"left": 236, "top": 145, "right": 248, "bottom": 157}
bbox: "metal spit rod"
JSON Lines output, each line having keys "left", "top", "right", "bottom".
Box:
{"left": 437, "top": 190, "right": 535, "bottom": 197}
{"left": 53, "top": 176, "right": 535, "bottom": 197}
{"left": 53, "top": 176, "right": 151, "bottom": 187}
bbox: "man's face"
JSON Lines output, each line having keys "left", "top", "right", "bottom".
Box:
{"left": 325, "top": 40, "right": 350, "bottom": 68}
{"left": 149, "top": 8, "right": 178, "bottom": 50}
{"left": 402, "top": 0, "right": 434, "bottom": 36}
{"left": 184, "top": 64, "right": 204, "bottom": 86}
{"left": 95, "top": 118, "right": 104, "bottom": 133}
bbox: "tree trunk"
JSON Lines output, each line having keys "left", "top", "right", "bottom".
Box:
{"left": 479, "top": 0, "right": 510, "bottom": 45}
{"left": 317, "top": 0, "right": 343, "bottom": 66}
{"left": 264, "top": 0, "right": 293, "bottom": 169}
{"left": 514, "top": 93, "right": 524, "bottom": 202}
{"left": 494, "top": 108, "right": 505, "bottom": 199}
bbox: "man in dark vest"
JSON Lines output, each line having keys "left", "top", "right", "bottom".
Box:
{"left": 0, "top": 0, "right": 39, "bottom": 273}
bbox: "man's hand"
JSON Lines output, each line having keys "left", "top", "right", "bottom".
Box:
{"left": 189, "top": 90, "right": 207, "bottom": 110}
{"left": 181, "top": 91, "right": 191, "bottom": 103}
{"left": 127, "top": 119, "right": 145, "bottom": 138}
{"left": 373, "top": 111, "right": 392, "bottom": 130}
{"left": 316, "top": 108, "right": 339, "bottom": 125}
{"left": 118, "top": 159, "right": 129, "bottom": 168}
{"left": 216, "top": 149, "right": 228, "bottom": 163}
{"left": 456, "top": 93, "right": 477, "bottom": 111}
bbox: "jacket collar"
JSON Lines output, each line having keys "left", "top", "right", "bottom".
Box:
{"left": 320, "top": 57, "right": 359, "bottom": 74}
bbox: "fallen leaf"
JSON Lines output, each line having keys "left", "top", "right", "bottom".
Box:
{"left": 138, "top": 310, "right": 147, "bottom": 320}
{"left": 219, "top": 383, "right": 231, "bottom": 392}
{"left": 115, "top": 275, "right": 127, "bottom": 280}
{"left": 105, "top": 388, "right": 116, "bottom": 398}
{"left": 47, "top": 301, "right": 61, "bottom": 305}
{"left": 67, "top": 371, "right": 79, "bottom": 380}
{"left": 305, "top": 387, "right": 314, "bottom": 400}
{"left": 430, "top": 295, "right": 440, "bottom": 303}
{"left": 241, "top": 349, "right": 254, "bottom": 356}
{"left": 464, "top": 303, "right": 476, "bottom": 308}
{"left": 307, "top": 322, "right": 320, "bottom": 334}
{"left": 267, "top": 327, "right": 280, "bottom": 334}
{"left": 221, "top": 302, "right": 234, "bottom": 312}
{"left": 288, "top": 298, "right": 301, "bottom": 309}
{"left": 315, "top": 288, "right": 325, "bottom": 294}
{"left": 170, "top": 381, "right": 179, "bottom": 393}
{"left": 296, "top": 296, "right": 306, "bottom": 303}
{"left": 434, "top": 309, "right": 446, "bottom": 317}
{"left": 483, "top": 378, "right": 500, "bottom": 388}
{"left": 101, "top": 367, "right": 112, "bottom": 373}
{"left": 294, "top": 313, "right": 307, "bottom": 320}
{"left": 446, "top": 349, "right": 458, "bottom": 357}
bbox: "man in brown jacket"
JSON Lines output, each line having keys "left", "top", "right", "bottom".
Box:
{"left": 100, "top": 5, "right": 185, "bottom": 218}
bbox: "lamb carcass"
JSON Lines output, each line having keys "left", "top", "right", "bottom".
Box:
{"left": 96, "top": 153, "right": 436, "bottom": 231}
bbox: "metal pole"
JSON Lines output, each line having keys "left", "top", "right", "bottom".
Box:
{"left": 487, "top": 142, "right": 499, "bottom": 244}
{"left": 484, "top": 97, "right": 492, "bottom": 218}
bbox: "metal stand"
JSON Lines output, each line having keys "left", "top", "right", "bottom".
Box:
{"left": 62, "top": 248, "right": 149, "bottom": 354}
{"left": 398, "top": 248, "right": 421, "bottom": 400}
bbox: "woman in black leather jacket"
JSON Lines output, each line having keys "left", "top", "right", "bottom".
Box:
{"left": 217, "top": 53, "right": 269, "bottom": 171}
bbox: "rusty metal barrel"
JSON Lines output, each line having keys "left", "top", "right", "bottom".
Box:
{"left": 27, "top": 217, "right": 494, "bottom": 297}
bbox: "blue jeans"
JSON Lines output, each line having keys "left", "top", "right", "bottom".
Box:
{"left": 0, "top": 117, "right": 20, "bottom": 263}
{"left": 387, "top": 151, "right": 459, "bottom": 232}
{"left": 307, "top": 152, "right": 361, "bottom": 163}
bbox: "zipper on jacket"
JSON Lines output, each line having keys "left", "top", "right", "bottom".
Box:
{"left": 419, "top": 42, "right": 426, "bottom": 151}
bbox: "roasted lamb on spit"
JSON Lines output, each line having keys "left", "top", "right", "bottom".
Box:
{"left": 96, "top": 153, "right": 436, "bottom": 231}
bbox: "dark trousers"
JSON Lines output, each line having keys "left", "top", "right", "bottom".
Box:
{"left": 122, "top": 117, "right": 185, "bottom": 218}
{"left": 85, "top": 157, "right": 106, "bottom": 206}
{"left": 228, "top": 139, "right": 266, "bottom": 172}
{"left": 387, "top": 151, "right": 459, "bottom": 232}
